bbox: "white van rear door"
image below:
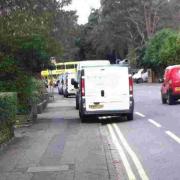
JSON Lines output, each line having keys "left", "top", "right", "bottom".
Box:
{"left": 85, "top": 66, "right": 129, "bottom": 111}
{"left": 67, "top": 73, "right": 76, "bottom": 93}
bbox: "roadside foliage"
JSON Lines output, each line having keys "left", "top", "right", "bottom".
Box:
{"left": 75, "top": 0, "right": 179, "bottom": 65}
{"left": 0, "top": 0, "right": 78, "bottom": 129}
{"left": 0, "top": 93, "right": 17, "bottom": 144}
{"left": 143, "top": 29, "right": 180, "bottom": 74}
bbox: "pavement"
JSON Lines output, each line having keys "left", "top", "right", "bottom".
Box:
{"left": 0, "top": 90, "right": 117, "bottom": 180}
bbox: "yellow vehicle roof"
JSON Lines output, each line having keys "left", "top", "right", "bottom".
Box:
{"left": 64, "top": 61, "right": 79, "bottom": 65}
{"left": 55, "top": 62, "right": 64, "bottom": 65}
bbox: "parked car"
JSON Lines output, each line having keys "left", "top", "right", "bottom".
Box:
{"left": 71, "top": 60, "right": 110, "bottom": 110}
{"left": 78, "top": 65, "right": 134, "bottom": 122}
{"left": 161, "top": 65, "right": 180, "bottom": 105}
{"left": 63, "top": 72, "right": 76, "bottom": 98}
{"left": 132, "top": 69, "right": 148, "bottom": 83}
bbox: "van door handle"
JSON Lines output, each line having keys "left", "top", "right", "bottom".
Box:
{"left": 101, "top": 90, "right": 105, "bottom": 97}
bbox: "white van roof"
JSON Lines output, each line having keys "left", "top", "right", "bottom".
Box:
{"left": 77, "top": 60, "right": 110, "bottom": 70}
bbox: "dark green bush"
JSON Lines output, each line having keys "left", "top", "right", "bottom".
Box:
{"left": 32, "top": 78, "right": 48, "bottom": 104}
{"left": 0, "top": 92, "right": 17, "bottom": 144}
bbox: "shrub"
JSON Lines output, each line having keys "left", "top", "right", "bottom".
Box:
{"left": 143, "top": 29, "right": 180, "bottom": 72}
{"left": 32, "top": 78, "right": 48, "bottom": 104}
{"left": 0, "top": 92, "right": 17, "bottom": 144}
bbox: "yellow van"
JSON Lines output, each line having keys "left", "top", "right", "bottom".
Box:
{"left": 56, "top": 63, "right": 65, "bottom": 75}
{"left": 64, "top": 61, "right": 78, "bottom": 73}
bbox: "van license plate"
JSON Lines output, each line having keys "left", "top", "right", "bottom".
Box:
{"left": 175, "top": 87, "right": 180, "bottom": 91}
{"left": 89, "top": 104, "right": 104, "bottom": 109}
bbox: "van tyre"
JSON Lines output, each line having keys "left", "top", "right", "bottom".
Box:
{"left": 75, "top": 102, "right": 79, "bottom": 110}
{"left": 161, "top": 94, "right": 166, "bottom": 104}
{"left": 76, "top": 96, "right": 79, "bottom": 109}
{"left": 58, "top": 88, "right": 61, "bottom": 95}
{"left": 127, "top": 112, "right": 133, "bottom": 120}
{"left": 137, "top": 78, "right": 143, "bottom": 83}
{"left": 167, "top": 93, "right": 174, "bottom": 105}
{"left": 64, "top": 91, "right": 68, "bottom": 98}
{"left": 80, "top": 115, "right": 89, "bottom": 123}
{"left": 79, "top": 110, "right": 88, "bottom": 123}
{"left": 60, "top": 89, "right": 63, "bottom": 95}
{"left": 75, "top": 94, "right": 79, "bottom": 109}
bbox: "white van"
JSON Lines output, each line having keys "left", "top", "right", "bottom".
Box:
{"left": 71, "top": 60, "right": 110, "bottom": 109}
{"left": 57, "top": 74, "right": 65, "bottom": 95}
{"left": 63, "top": 72, "right": 76, "bottom": 97}
{"left": 78, "top": 65, "right": 134, "bottom": 122}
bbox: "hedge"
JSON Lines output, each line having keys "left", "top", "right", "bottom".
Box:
{"left": 0, "top": 92, "right": 17, "bottom": 144}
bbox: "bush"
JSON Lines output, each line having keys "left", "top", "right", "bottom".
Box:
{"left": 16, "top": 75, "right": 45, "bottom": 114}
{"left": 143, "top": 29, "right": 180, "bottom": 72}
{"left": 31, "top": 78, "right": 47, "bottom": 104}
{"left": 0, "top": 92, "right": 17, "bottom": 144}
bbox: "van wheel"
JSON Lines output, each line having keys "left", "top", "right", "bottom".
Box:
{"left": 64, "top": 91, "right": 68, "bottom": 98}
{"left": 127, "top": 112, "right": 133, "bottom": 120}
{"left": 79, "top": 111, "right": 88, "bottom": 123}
{"left": 60, "top": 89, "right": 63, "bottom": 95}
{"left": 167, "top": 93, "right": 174, "bottom": 105}
{"left": 75, "top": 95, "right": 79, "bottom": 109}
{"left": 81, "top": 116, "right": 89, "bottom": 123}
{"left": 58, "top": 88, "right": 61, "bottom": 95}
{"left": 76, "top": 99, "right": 79, "bottom": 109}
{"left": 161, "top": 94, "right": 167, "bottom": 104}
{"left": 137, "top": 78, "right": 143, "bottom": 83}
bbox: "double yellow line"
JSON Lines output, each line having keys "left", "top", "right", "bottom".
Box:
{"left": 108, "top": 124, "right": 149, "bottom": 180}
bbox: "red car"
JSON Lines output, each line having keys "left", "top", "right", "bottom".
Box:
{"left": 161, "top": 65, "right": 180, "bottom": 105}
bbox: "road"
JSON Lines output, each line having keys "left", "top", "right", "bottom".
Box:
{"left": 0, "top": 83, "right": 180, "bottom": 180}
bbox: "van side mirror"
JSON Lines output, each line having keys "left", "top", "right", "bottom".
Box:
{"left": 74, "top": 83, "right": 78, "bottom": 89}
{"left": 71, "top": 78, "right": 75, "bottom": 85}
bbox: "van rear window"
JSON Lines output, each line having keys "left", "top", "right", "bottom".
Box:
{"left": 57, "top": 65, "right": 65, "bottom": 70}
{"left": 172, "top": 68, "right": 180, "bottom": 79}
{"left": 66, "top": 64, "right": 75, "bottom": 69}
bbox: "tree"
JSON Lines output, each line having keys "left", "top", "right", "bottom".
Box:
{"left": 0, "top": 11, "right": 62, "bottom": 73}
{"left": 76, "top": 0, "right": 179, "bottom": 63}
{"left": 143, "top": 29, "right": 180, "bottom": 72}
{"left": 160, "top": 31, "right": 180, "bottom": 65}
{"left": 0, "top": 0, "right": 76, "bottom": 113}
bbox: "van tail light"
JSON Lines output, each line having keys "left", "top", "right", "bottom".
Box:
{"left": 81, "top": 79, "right": 85, "bottom": 96}
{"left": 129, "top": 75, "right": 133, "bottom": 95}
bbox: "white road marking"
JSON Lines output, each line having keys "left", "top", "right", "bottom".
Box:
{"left": 135, "top": 112, "right": 146, "bottom": 118}
{"left": 107, "top": 124, "right": 136, "bottom": 180}
{"left": 113, "top": 124, "right": 149, "bottom": 180}
{"left": 165, "top": 131, "right": 180, "bottom": 144}
{"left": 27, "top": 165, "right": 69, "bottom": 172}
{"left": 148, "top": 119, "right": 162, "bottom": 128}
